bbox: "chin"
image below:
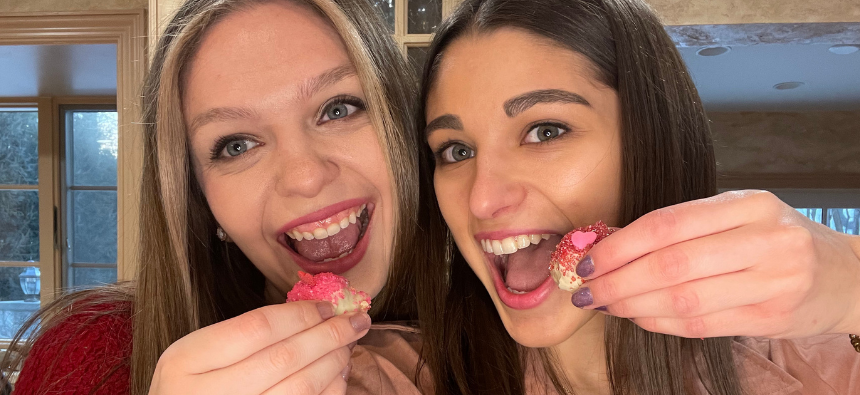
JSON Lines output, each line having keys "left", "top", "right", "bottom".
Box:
{"left": 496, "top": 287, "right": 598, "bottom": 348}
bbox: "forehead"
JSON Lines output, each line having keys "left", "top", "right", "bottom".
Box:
{"left": 426, "top": 28, "right": 605, "bottom": 115}
{"left": 183, "top": 2, "right": 351, "bottom": 109}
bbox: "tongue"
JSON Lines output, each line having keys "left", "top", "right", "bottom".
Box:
{"left": 293, "top": 224, "right": 360, "bottom": 261}
{"left": 504, "top": 236, "right": 558, "bottom": 292}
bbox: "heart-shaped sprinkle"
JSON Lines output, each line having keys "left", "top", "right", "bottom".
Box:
{"left": 569, "top": 231, "right": 597, "bottom": 250}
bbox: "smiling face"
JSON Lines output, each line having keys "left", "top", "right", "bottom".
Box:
{"left": 425, "top": 28, "right": 624, "bottom": 347}
{"left": 183, "top": 2, "right": 394, "bottom": 299}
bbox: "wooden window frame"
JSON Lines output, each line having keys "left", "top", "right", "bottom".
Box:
{"left": 0, "top": 11, "right": 147, "bottom": 296}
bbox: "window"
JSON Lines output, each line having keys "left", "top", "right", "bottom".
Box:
{"left": 0, "top": 99, "right": 117, "bottom": 342}
{"left": 60, "top": 107, "right": 118, "bottom": 288}
{"left": 0, "top": 107, "right": 41, "bottom": 340}
{"left": 771, "top": 189, "right": 860, "bottom": 235}
{"left": 373, "top": 0, "right": 452, "bottom": 73}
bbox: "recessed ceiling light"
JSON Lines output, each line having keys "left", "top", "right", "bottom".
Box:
{"left": 773, "top": 82, "right": 805, "bottom": 90}
{"left": 829, "top": 44, "right": 860, "bottom": 55}
{"left": 697, "top": 46, "right": 731, "bottom": 57}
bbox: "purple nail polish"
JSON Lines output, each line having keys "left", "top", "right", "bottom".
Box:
{"left": 571, "top": 287, "right": 593, "bottom": 308}
{"left": 595, "top": 306, "right": 608, "bottom": 312}
{"left": 575, "top": 255, "right": 594, "bottom": 278}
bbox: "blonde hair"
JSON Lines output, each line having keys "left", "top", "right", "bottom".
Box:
{"left": 3, "top": 1, "right": 425, "bottom": 393}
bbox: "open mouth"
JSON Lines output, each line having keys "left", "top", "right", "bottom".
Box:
{"left": 277, "top": 199, "right": 373, "bottom": 274}
{"left": 478, "top": 232, "right": 562, "bottom": 309}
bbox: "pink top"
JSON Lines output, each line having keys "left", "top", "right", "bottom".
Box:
{"left": 14, "top": 301, "right": 859, "bottom": 395}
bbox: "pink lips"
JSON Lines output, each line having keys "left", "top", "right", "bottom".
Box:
{"left": 276, "top": 198, "right": 373, "bottom": 275}
{"left": 485, "top": 251, "right": 556, "bottom": 310}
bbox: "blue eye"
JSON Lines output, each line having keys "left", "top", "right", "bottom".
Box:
{"left": 524, "top": 124, "right": 568, "bottom": 143}
{"left": 441, "top": 143, "right": 474, "bottom": 163}
{"left": 321, "top": 103, "right": 357, "bottom": 121}
{"left": 215, "top": 138, "right": 259, "bottom": 159}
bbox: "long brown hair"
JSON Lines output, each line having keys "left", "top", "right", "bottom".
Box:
{"left": 2, "top": 0, "right": 438, "bottom": 393}
{"left": 416, "top": 0, "right": 743, "bottom": 394}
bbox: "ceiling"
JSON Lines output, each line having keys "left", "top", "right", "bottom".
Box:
{"left": 0, "top": 44, "right": 117, "bottom": 97}
{"left": 0, "top": 40, "right": 857, "bottom": 112}
{"left": 679, "top": 43, "right": 860, "bottom": 112}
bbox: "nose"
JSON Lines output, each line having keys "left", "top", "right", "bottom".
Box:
{"left": 469, "top": 152, "right": 526, "bottom": 220}
{"left": 274, "top": 136, "right": 339, "bottom": 198}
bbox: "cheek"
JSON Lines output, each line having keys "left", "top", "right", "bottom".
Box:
{"left": 433, "top": 170, "right": 472, "bottom": 232}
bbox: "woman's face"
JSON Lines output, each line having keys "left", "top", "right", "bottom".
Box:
{"left": 426, "top": 29, "right": 624, "bottom": 347}
{"left": 184, "top": 2, "right": 394, "bottom": 298}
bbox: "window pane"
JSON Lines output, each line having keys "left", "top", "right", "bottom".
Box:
{"left": 828, "top": 209, "right": 859, "bottom": 235}
{"left": 371, "top": 0, "right": 395, "bottom": 33}
{"left": 407, "top": 0, "right": 441, "bottom": 34}
{"left": 0, "top": 266, "right": 40, "bottom": 339}
{"left": 71, "top": 190, "right": 117, "bottom": 264}
{"left": 0, "top": 111, "right": 38, "bottom": 185}
{"left": 0, "top": 190, "right": 39, "bottom": 262}
{"left": 71, "top": 267, "right": 116, "bottom": 288}
{"left": 408, "top": 46, "right": 430, "bottom": 75}
{"left": 70, "top": 111, "right": 118, "bottom": 187}
{"left": 795, "top": 208, "right": 822, "bottom": 223}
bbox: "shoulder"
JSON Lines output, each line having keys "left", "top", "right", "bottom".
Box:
{"left": 733, "top": 334, "right": 860, "bottom": 395}
{"left": 14, "top": 300, "right": 133, "bottom": 395}
{"left": 348, "top": 322, "right": 433, "bottom": 395}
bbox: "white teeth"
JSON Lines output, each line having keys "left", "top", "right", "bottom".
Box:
{"left": 501, "top": 238, "right": 518, "bottom": 254}
{"left": 313, "top": 228, "right": 328, "bottom": 240}
{"left": 491, "top": 240, "right": 503, "bottom": 255}
{"left": 481, "top": 233, "right": 553, "bottom": 256}
{"left": 507, "top": 286, "right": 527, "bottom": 295}
{"left": 515, "top": 235, "right": 530, "bottom": 249}
{"left": 326, "top": 223, "right": 341, "bottom": 236}
{"left": 286, "top": 205, "right": 368, "bottom": 242}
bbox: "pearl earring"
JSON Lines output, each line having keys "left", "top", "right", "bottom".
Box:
{"left": 216, "top": 227, "right": 227, "bottom": 242}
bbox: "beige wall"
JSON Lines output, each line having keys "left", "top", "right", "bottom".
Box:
{"left": 710, "top": 111, "right": 860, "bottom": 175}
{"left": 145, "top": 0, "right": 860, "bottom": 41}
{"left": 0, "top": 0, "right": 146, "bottom": 13}
{"left": 649, "top": 0, "right": 860, "bottom": 25}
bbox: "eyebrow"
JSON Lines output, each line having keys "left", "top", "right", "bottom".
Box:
{"left": 188, "top": 64, "right": 357, "bottom": 133}
{"left": 503, "top": 89, "right": 591, "bottom": 117}
{"left": 299, "top": 64, "right": 356, "bottom": 100}
{"left": 424, "top": 114, "right": 464, "bottom": 137}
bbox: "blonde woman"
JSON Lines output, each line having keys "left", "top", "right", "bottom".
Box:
{"left": 5, "top": 0, "right": 443, "bottom": 394}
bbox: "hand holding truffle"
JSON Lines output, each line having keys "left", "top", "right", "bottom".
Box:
{"left": 566, "top": 190, "right": 860, "bottom": 340}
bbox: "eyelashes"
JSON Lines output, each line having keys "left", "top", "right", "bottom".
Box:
{"left": 207, "top": 95, "right": 367, "bottom": 162}
{"left": 432, "top": 120, "right": 575, "bottom": 165}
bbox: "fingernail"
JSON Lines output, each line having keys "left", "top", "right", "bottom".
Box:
{"left": 594, "top": 306, "right": 608, "bottom": 312}
{"left": 575, "top": 255, "right": 595, "bottom": 278}
{"left": 348, "top": 341, "right": 357, "bottom": 352}
{"left": 350, "top": 312, "right": 371, "bottom": 332}
{"left": 316, "top": 302, "right": 335, "bottom": 320}
{"left": 340, "top": 361, "right": 352, "bottom": 381}
{"left": 571, "top": 287, "right": 594, "bottom": 308}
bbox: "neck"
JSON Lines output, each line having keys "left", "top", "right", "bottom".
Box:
{"left": 264, "top": 279, "right": 286, "bottom": 305}
{"left": 551, "top": 313, "right": 610, "bottom": 395}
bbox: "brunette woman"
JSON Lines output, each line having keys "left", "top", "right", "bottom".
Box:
{"left": 419, "top": 0, "right": 860, "bottom": 393}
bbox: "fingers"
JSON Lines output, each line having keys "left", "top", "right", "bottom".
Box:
{"left": 223, "top": 312, "right": 371, "bottom": 394}
{"left": 166, "top": 301, "right": 336, "bottom": 374}
{"left": 632, "top": 304, "right": 788, "bottom": 338}
{"left": 579, "top": 225, "right": 771, "bottom": 308}
{"left": 583, "top": 190, "right": 778, "bottom": 279}
{"left": 603, "top": 271, "right": 785, "bottom": 319}
{"left": 260, "top": 347, "right": 352, "bottom": 395}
